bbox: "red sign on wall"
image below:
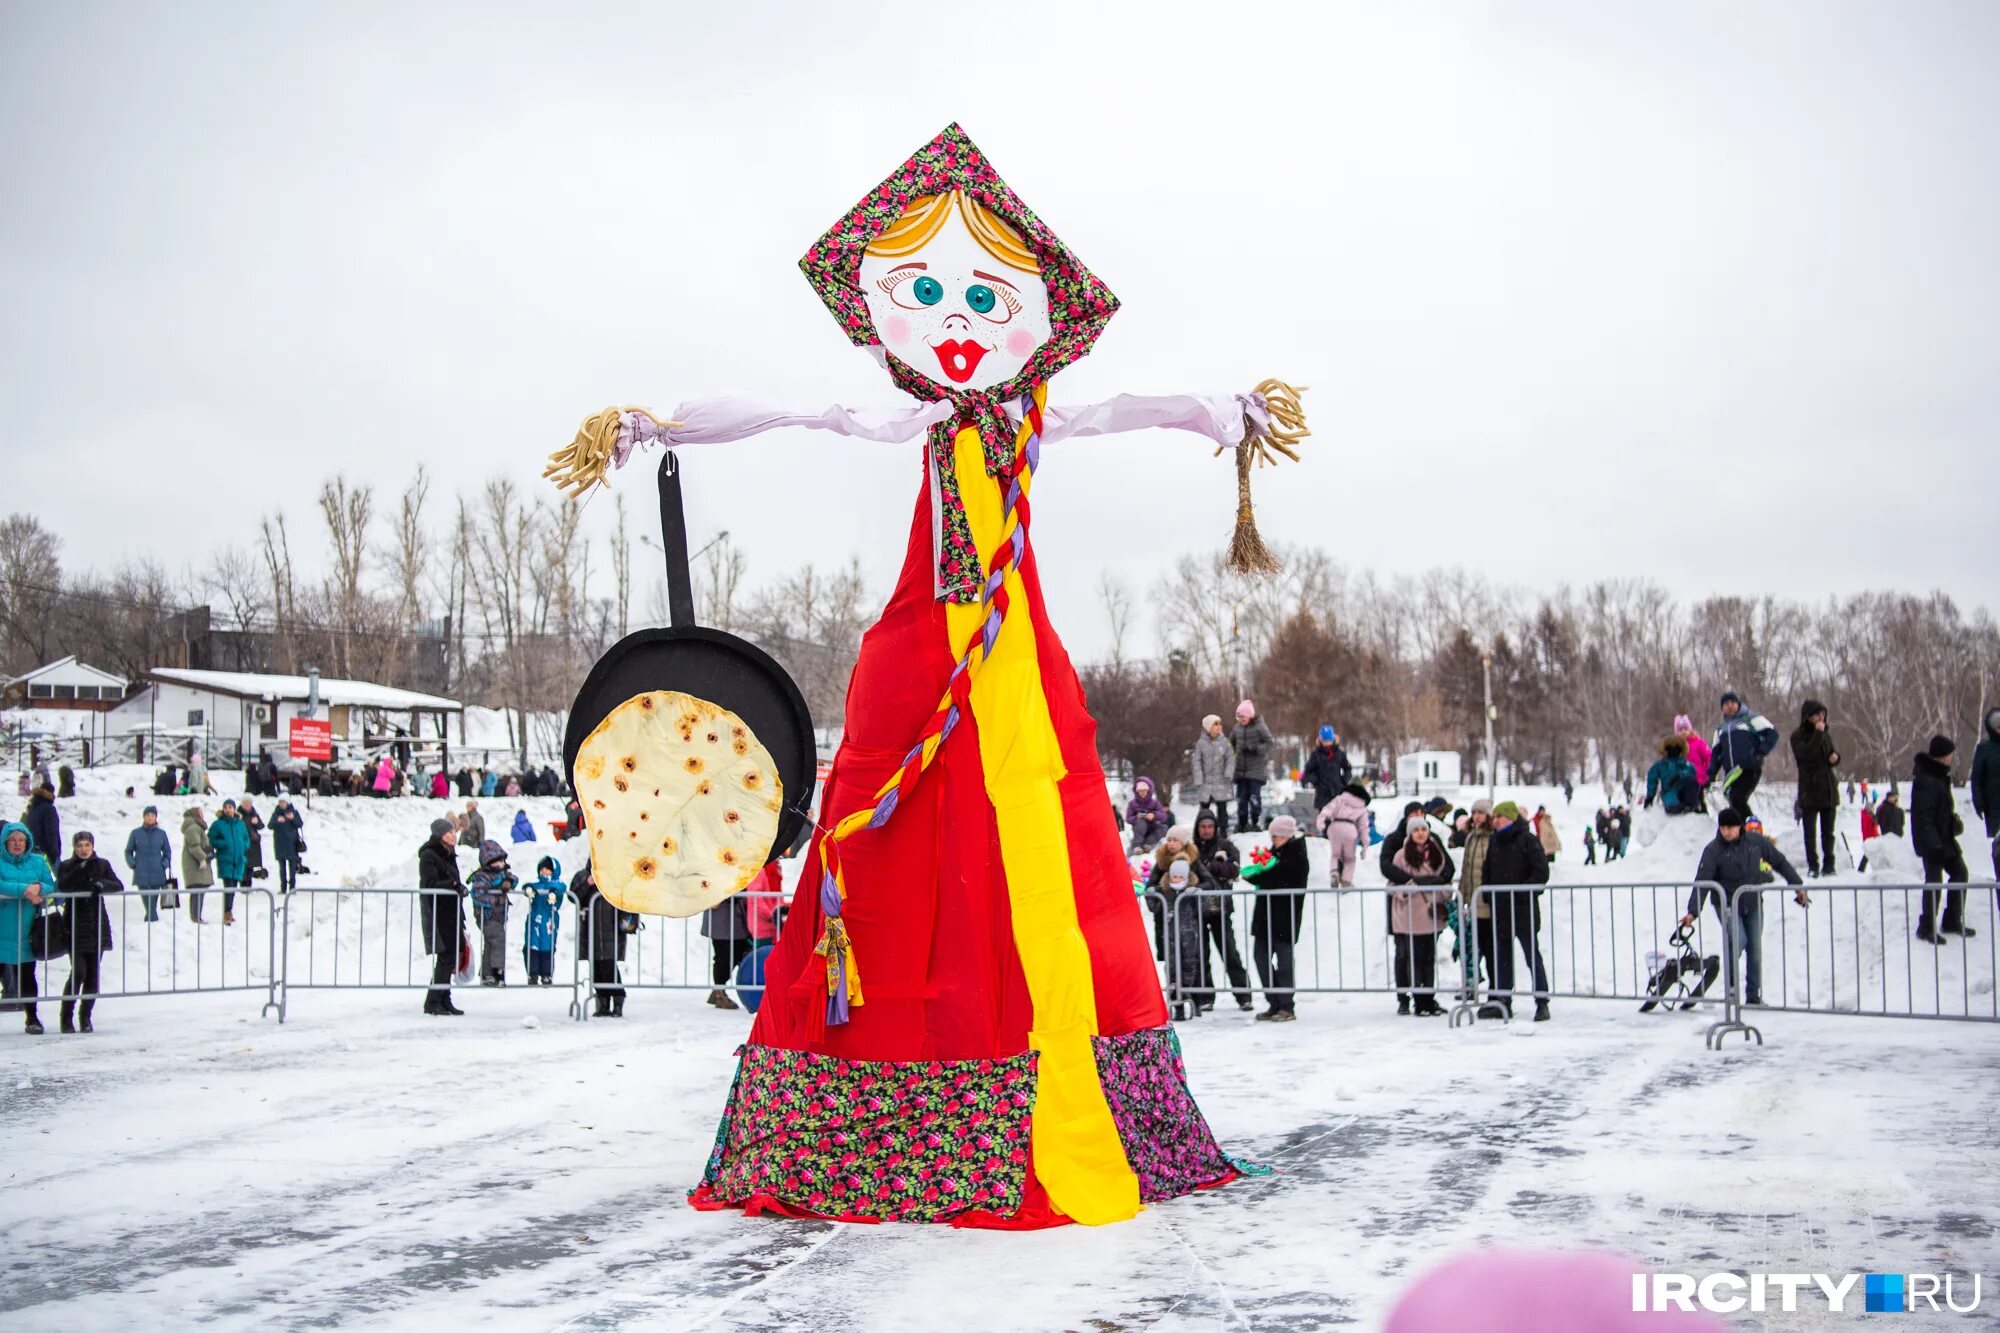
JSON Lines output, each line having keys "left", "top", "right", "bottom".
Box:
{"left": 289, "top": 717, "right": 333, "bottom": 761}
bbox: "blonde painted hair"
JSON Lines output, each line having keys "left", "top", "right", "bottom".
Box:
{"left": 864, "top": 190, "right": 1039, "bottom": 274}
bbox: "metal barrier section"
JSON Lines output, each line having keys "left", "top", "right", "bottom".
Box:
{"left": 571, "top": 891, "right": 791, "bottom": 1022}
{"left": 1716, "top": 881, "right": 1999, "bottom": 1044}
{"left": 270, "top": 886, "right": 589, "bottom": 1022}
{"left": 11, "top": 872, "right": 1992, "bottom": 1051}
{"left": 2, "top": 887, "right": 281, "bottom": 1020}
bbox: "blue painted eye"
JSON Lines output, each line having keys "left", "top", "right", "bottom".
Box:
{"left": 913, "top": 276, "right": 944, "bottom": 306}
{"left": 965, "top": 284, "right": 996, "bottom": 314}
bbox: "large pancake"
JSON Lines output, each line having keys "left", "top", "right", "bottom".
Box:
{"left": 574, "top": 689, "right": 784, "bottom": 916}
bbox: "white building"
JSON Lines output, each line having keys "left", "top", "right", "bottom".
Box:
{"left": 1396, "top": 749, "right": 1463, "bottom": 794}
{"left": 2, "top": 656, "right": 129, "bottom": 711}
{"left": 108, "top": 668, "right": 463, "bottom": 766}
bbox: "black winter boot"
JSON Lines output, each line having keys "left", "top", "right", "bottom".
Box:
{"left": 79, "top": 1002, "right": 94, "bottom": 1033}
{"left": 24, "top": 1008, "right": 43, "bottom": 1035}
{"left": 59, "top": 1003, "right": 76, "bottom": 1034}
{"left": 610, "top": 993, "right": 625, "bottom": 1018}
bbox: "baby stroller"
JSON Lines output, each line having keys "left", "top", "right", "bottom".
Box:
{"left": 1639, "top": 923, "right": 1720, "bottom": 1012}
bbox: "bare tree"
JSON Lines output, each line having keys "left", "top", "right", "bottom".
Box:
{"left": 1100, "top": 572, "right": 1134, "bottom": 668}
{"left": 317, "top": 478, "right": 373, "bottom": 677}
{"left": 0, "top": 514, "right": 66, "bottom": 672}
{"left": 611, "top": 493, "right": 632, "bottom": 640}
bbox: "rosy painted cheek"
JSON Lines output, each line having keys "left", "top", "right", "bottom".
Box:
{"left": 1004, "top": 328, "right": 1037, "bottom": 358}
{"left": 882, "top": 314, "right": 912, "bottom": 346}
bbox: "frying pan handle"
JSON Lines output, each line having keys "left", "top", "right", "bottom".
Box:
{"left": 658, "top": 452, "right": 695, "bottom": 629}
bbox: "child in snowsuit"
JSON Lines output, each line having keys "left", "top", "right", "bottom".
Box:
{"left": 1315, "top": 784, "right": 1370, "bottom": 886}
{"left": 509, "top": 809, "right": 536, "bottom": 844}
{"left": 523, "top": 855, "right": 566, "bottom": 985}
{"left": 1124, "top": 777, "right": 1171, "bottom": 854}
{"left": 467, "top": 840, "right": 518, "bottom": 986}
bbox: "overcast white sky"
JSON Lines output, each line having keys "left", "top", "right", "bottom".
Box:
{"left": 3, "top": 1, "right": 1996, "bottom": 659}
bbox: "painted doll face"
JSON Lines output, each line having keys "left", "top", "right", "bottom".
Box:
{"left": 858, "top": 201, "right": 1050, "bottom": 393}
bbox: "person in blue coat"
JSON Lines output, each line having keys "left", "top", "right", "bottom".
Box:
{"left": 1711, "top": 691, "right": 1779, "bottom": 818}
{"left": 0, "top": 820, "right": 56, "bottom": 1034}
{"left": 206, "top": 799, "right": 252, "bottom": 925}
{"left": 480, "top": 769, "right": 499, "bottom": 798}
{"left": 523, "top": 855, "right": 566, "bottom": 985}
{"left": 125, "top": 805, "right": 174, "bottom": 921}
{"left": 510, "top": 809, "right": 536, "bottom": 844}
{"left": 1643, "top": 737, "right": 1702, "bottom": 816}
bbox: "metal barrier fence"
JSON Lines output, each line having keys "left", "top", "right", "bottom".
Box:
{"left": 571, "top": 891, "right": 791, "bottom": 1022}
{"left": 1148, "top": 882, "right": 1734, "bottom": 1020}
{"left": 271, "top": 886, "right": 591, "bottom": 1023}
{"left": 0, "top": 887, "right": 280, "bottom": 1021}
{"left": 1712, "top": 881, "right": 2000, "bottom": 1044}
{"left": 6, "top": 877, "right": 1992, "bottom": 1045}
{"left": 1142, "top": 878, "right": 1999, "bottom": 1048}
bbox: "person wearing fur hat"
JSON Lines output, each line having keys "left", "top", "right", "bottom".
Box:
{"left": 1911, "top": 735, "right": 1972, "bottom": 944}
{"left": 1229, "top": 700, "right": 1275, "bottom": 834}
{"left": 466, "top": 839, "right": 518, "bottom": 986}
{"left": 1789, "top": 699, "right": 1842, "bottom": 877}
{"left": 1188, "top": 715, "right": 1236, "bottom": 831}
{"left": 1241, "top": 815, "right": 1309, "bottom": 1021}
{"left": 1300, "top": 725, "right": 1352, "bottom": 812}
{"left": 1315, "top": 783, "right": 1371, "bottom": 887}
{"left": 1154, "top": 852, "right": 1216, "bottom": 1017}
{"left": 1383, "top": 814, "right": 1455, "bottom": 1016}
{"left": 1143, "top": 824, "right": 1199, "bottom": 965}
{"left": 1124, "top": 776, "right": 1171, "bottom": 854}
{"left": 1971, "top": 708, "right": 2000, "bottom": 882}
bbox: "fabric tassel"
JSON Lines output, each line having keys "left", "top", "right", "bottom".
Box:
{"left": 816, "top": 918, "right": 861, "bottom": 1026}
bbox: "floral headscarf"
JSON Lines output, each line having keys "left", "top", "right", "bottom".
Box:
{"left": 800, "top": 123, "right": 1118, "bottom": 601}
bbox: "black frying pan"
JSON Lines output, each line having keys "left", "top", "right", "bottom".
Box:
{"left": 564, "top": 452, "right": 817, "bottom": 867}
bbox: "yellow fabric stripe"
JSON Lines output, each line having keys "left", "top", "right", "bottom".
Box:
{"left": 943, "top": 410, "right": 1140, "bottom": 1226}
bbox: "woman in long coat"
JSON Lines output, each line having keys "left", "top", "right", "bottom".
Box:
{"left": 571, "top": 863, "right": 628, "bottom": 1018}
{"left": 55, "top": 831, "right": 123, "bottom": 1032}
{"left": 180, "top": 807, "right": 215, "bottom": 923}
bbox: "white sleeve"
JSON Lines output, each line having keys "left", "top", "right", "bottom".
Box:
{"left": 1034, "top": 393, "right": 1265, "bottom": 449}
{"left": 616, "top": 396, "right": 954, "bottom": 463}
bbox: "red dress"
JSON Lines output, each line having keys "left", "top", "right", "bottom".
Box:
{"left": 690, "top": 465, "right": 1241, "bottom": 1228}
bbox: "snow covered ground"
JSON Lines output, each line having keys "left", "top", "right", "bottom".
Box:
{"left": 1, "top": 769, "right": 1996, "bottom": 1330}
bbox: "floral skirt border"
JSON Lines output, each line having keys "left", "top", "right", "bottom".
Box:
{"left": 696, "top": 1045, "right": 1039, "bottom": 1222}
{"left": 1092, "top": 1025, "right": 1257, "bottom": 1201}
{"left": 694, "top": 1027, "right": 1258, "bottom": 1224}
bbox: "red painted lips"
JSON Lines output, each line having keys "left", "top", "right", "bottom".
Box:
{"left": 931, "top": 339, "right": 989, "bottom": 384}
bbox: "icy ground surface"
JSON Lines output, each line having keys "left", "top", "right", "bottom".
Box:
{"left": 2, "top": 766, "right": 1997, "bottom": 1329}
{"left": 1, "top": 989, "right": 1996, "bottom": 1331}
